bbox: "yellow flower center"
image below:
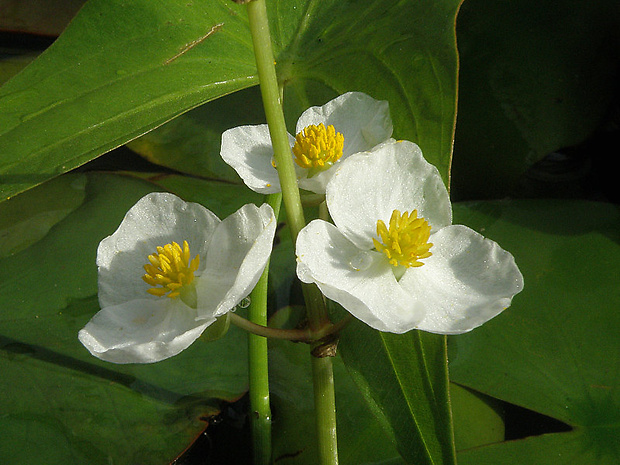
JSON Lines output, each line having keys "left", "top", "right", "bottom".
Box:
{"left": 292, "top": 123, "right": 344, "bottom": 177}
{"left": 142, "top": 240, "right": 200, "bottom": 299}
{"left": 373, "top": 210, "right": 433, "bottom": 269}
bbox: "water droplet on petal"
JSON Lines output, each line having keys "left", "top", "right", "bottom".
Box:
{"left": 349, "top": 251, "right": 372, "bottom": 271}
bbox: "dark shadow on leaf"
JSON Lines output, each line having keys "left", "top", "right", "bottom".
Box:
{"left": 0, "top": 334, "right": 185, "bottom": 405}
{"left": 503, "top": 401, "right": 572, "bottom": 440}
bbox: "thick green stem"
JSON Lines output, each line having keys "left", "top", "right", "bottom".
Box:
{"left": 248, "top": 277, "right": 272, "bottom": 465}
{"left": 246, "top": 2, "right": 339, "bottom": 464}
{"left": 247, "top": 192, "right": 281, "bottom": 465}
{"left": 311, "top": 356, "right": 339, "bottom": 463}
{"left": 246, "top": 0, "right": 305, "bottom": 240}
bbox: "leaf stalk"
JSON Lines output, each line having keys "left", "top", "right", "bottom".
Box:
{"left": 246, "top": 1, "right": 339, "bottom": 463}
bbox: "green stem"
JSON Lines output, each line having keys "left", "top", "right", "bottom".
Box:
{"left": 247, "top": 192, "right": 281, "bottom": 465}
{"left": 311, "top": 356, "right": 339, "bottom": 463}
{"left": 246, "top": 0, "right": 305, "bottom": 240}
{"left": 235, "top": 312, "right": 311, "bottom": 341}
{"left": 231, "top": 312, "right": 352, "bottom": 342}
{"left": 246, "top": 2, "right": 339, "bottom": 464}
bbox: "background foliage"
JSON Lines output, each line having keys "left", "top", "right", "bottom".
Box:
{"left": 0, "top": 0, "right": 618, "bottom": 463}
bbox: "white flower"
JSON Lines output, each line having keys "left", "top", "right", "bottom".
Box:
{"left": 220, "top": 91, "right": 393, "bottom": 194}
{"left": 78, "top": 192, "right": 276, "bottom": 363}
{"left": 295, "top": 140, "right": 524, "bottom": 334}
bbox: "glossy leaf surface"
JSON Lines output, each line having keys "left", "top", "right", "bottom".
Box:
{"left": 339, "top": 321, "right": 456, "bottom": 465}
{"left": 450, "top": 199, "right": 620, "bottom": 464}
{"left": 0, "top": 0, "right": 460, "bottom": 200}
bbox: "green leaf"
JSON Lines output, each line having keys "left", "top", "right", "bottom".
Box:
{"left": 449, "top": 199, "right": 620, "bottom": 464}
{"left": 0, "top": 51, "right": 39, "bottom": 86}
{"left": 126, "top": 86, "right": 266, "bottom": 182}
{"left": 0, "top": 173, "right": 257, "bottom": 464}
{"left": 450, "top": 383, "right": 504, "bottom": 451}
{"left": 452, "top": 0, "right": 619, "bottom": 199}
{"left": 124, "top": 171, "right": 264, "bottom": 218}
{"left": 276, "top": 0, "right": 461, "bottom": 183}
{"left": 0, "top": 173, "right": 86, "bottom": 258}
{"left": 338, "top": 321, "right": 456, "bottom": 465}
{"left": 130, "top": 0, "right": 461, "bottom": 184}
{"left": 0, "top": 0, "right": 460, "bottom": 200}
{"left": 0, "top": 0, "right": 255, "bottom": 201}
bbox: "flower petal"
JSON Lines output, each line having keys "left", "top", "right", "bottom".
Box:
{"left": 221, "top": 124, "right": 295, "bottom": 194}
{"left": 196, "top": 203, "right": 277, "bottom": 319}
{"left": 78, "top": 298, "right": 214, "bottom": 363}
{"left": 97, "top": 192, "right": 220, "bottom": 308}
{"left": 296, "top": 220, "right": 424, "bottom": 332}
{"left": 326, "top": 139, "right": 452, "bottom": 249}
{"left": 296, "top": 92, "right": 393, "bottom": 158}
{"left": 398, "top": 225, "right": 524, "bottom": 334}
{"left": 296, "top": 163, "right": 338, "bottom": 194}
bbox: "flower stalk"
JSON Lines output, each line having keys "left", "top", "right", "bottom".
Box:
{"left": 230, "top": 311, "right": 352, "bottom": 343}
{"left": 246, "top": 1, "right": 339, "bottom": 463}
{"left": 247, "top": 286, "right": 272, "bottom": 465}
{"left": 246, "top": 0, "right": 305, "bottom": 239}
{"left": 247, "top": 192, "right": 281, "bottom": 465}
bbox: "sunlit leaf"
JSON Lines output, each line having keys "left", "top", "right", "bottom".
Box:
{"left": 0, "top": 0, "right": 459, "bottom": 201}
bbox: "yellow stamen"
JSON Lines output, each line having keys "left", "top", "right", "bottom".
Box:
{"left": 292, "top": 123, "right": 344, "bottom": 176}
{"left": 373, "top": 210, "right": 433, "bottom": 269}
{"left": 142, "top": 240, "right": 200, "bottom": 299}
